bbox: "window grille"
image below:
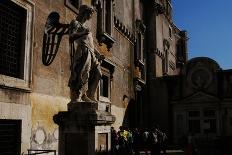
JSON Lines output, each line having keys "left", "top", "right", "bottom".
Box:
{"left": 0, "top": 119, "right": 21, "bottom": 155}
{"left": 0, "top": 0, "right": 26, "bottom": 78}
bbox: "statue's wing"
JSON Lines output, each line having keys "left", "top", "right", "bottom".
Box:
{"left": 42, "top": 12, "right": 69, "bottom": 66}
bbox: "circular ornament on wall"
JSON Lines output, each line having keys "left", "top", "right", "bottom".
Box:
{"left": 187, "top": 66, "right": 213, "bottom": 89}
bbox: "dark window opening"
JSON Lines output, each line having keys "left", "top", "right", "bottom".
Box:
{"left": 96, "top": 0, "right": 115, "bottom": 50}
{"left": 65, "top": 0, "right": 82, "bottom": 13}
{"left": 188, "top": 111, "right": 200, "bottom": 117}
{"left": 203, "top": 110, "right": 215, "bottom": 117}
{"left": 203, "top": 119, "right": 216, "bottom": 133}
{"left": 189, "top": 120, "right": 200, "bottom": 134}
{"left": 136, "top": 33, "right": 144, "bottom": 61}
{"left": 169, "top": 27, "right": 172, "bottom": 38}
{"left": 69, "top": 0, "right": 80, "bottom": 9}
{"left": 163, "top": 50, "right": 168, "bottom": 75}
{"left": 0, "top": 119, "right": 21, "bottom": 155}
{"left": 105, "top": 0, "right": 112, "bottom": 35}
{"left": 0, "top": 0, "right": 26, "bottom": 78}
{"left": 100, "top": 75, "right": 109, "bottom": 98}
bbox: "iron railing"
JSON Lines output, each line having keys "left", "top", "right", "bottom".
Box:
{"left": 27, "top": 149, "right": 56, "bottom": 155}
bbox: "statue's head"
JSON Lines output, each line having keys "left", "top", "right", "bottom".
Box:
{"left": 78, "top": 5, "right": 95, "bottom": 21}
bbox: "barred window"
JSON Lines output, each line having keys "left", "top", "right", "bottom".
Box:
{"left": 0, "top": 0, "right": 26, "bottom": 78}
{"left": 0, "top": 119, "right": 22, "bottom": 155}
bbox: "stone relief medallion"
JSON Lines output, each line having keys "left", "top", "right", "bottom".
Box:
{"left": 187, "top": 66, "right": 213, "bottom": 89}
{"left": 34, "top": 128, "right": 46, "bottom": 145}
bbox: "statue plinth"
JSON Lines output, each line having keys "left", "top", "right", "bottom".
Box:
{"left": 53, "top": 101, "right": 115, "bottom": 155}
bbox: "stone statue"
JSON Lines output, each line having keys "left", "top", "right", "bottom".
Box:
{"left": 42, "top": 5, "right": 102, "bottom": 103}
{"left": 68, "top": 5, "right": 102, "bottom": 103}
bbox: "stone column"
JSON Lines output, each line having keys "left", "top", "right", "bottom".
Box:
{"left": 53, "top": 102, "right": 115, "bottom": 155}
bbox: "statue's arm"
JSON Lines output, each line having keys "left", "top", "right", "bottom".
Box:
{"left": 69, "top": 20, "right": 89, "bottom": 41}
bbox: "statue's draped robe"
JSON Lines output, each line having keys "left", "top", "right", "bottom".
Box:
{"left": 68, "top": 20, "right": 100, "bottom": 95}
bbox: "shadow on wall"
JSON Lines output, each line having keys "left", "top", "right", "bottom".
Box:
{"left": 122, "top": 99, "right": 137, "bottom": 128}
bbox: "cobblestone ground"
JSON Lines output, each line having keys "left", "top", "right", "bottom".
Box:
{"left": 139, "top": 150, "right": 185, "bottom": 155}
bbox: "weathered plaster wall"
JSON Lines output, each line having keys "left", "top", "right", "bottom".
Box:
{"left": 31, "top": 0, "right": 136, "bottom": 149}
{"left": 0, "top": 78, "right": 32, "bottom": 152}
{"left": 0, "top": 0, "right": 138, "bottom": 152}
{"left": 30, "top": 0, "right": 73, "bottom": 150}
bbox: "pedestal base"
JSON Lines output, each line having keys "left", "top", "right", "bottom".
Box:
{"left": 53, "top": 101, "right": 115, "bottom": 155}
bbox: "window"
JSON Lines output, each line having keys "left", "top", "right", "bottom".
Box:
{"left": 188, "top": 109, "right": 217, "bottom": 134}
{"left": 65, "top": 0, "right": 82, "bottom": 13}
{"left": 163, "top": 39, "right": 170, "bottom": 75}
{"left": 203, "top": 119, "right": 216, "bottom": 133}
{"left": 204, "top": 110, "right": 215, "bottom": 117}
{"left": 135, "top": 20, "right": 146, "bottom": 64}
{"left": 100, "top": 75, "right": 109, "bottom": 98}
{"left": 169, "top": 26, "right": 172, "bottom": 38}
{"left": 0, "top": 119, "right": 21, "bottom": 155}
{"left": 135, "top": 20, "right": 146, "bottom": 82}
{"left": 163, "top": 0, "right": 172, "bottom": 20}
{"left": 176, "top": 31, "right": 187, "bottom": 68}
{"left": 188, "top": 110, "right": 201, "bottom": 134}
{"left": 0, "top": 0, "right": 26, "bottom": 78}
{"left": 95, "top": 0, "right": 115, "bottom": 50}
{"left": 189, "top": 111, "right": 200, "bottom": 117}
{"left": 0, "top": 0, "right": 34, "bottom": 90}
{"left": 99, "top": 59, "right": 115, "bottom": 102}
{"left": 203, "top": 109, "right": 216, "bottom": 133}
{"left": 99, "top": 68, "right": 111, "bottom": 102}
{"left": 189, "top": 120, "right": 201, "bottom": 134}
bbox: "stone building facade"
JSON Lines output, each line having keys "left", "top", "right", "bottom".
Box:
{"left": 168, "top": 57, "right": 232, "bottom": 153}
{"left": 141, "top": 0, "right": 188, "bottom": 132}
{"left": 0, "top": 0, "right": 187, "bottom": 154}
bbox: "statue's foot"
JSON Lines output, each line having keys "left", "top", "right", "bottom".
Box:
{"left": 88, "top": 96, "right": 98, "bottom": 102}
{"left": 71, "top": 98, "right": 82, "bottom": 103}
{"left": 82, "top": 94, "right": 97, "bottom": 103}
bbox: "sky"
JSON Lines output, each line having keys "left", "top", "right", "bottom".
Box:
{"left": 172, "top": 0, "right": 232, "bottom": 69}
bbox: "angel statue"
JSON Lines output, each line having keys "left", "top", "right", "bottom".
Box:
{"left": 42, "top": 5, "right": 102, "bottom": 103}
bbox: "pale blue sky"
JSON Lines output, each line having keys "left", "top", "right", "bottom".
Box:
{"left": 172, "top": 0, "right": 232, "bottom": 69}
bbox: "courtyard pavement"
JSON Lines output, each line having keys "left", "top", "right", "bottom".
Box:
{"left": 139, "top": 149, "right": 185, "bottom": 155}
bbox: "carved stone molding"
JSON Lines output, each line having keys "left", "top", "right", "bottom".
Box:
{"left": 97, "top": 32, "right": 116, "bottom": 50}
{"left": 114, "top": 16, "right": 135, "bottom": 43}
{"left": 101, "top": 59, "right": 115, "bottom": 80}
{"left": 154, "top": 48, "right": 164, "bottom": 59}
{"left": 154, "top": 2, "right": 165, "bottom": 15}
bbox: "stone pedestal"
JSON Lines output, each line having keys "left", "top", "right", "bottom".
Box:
{"left": 53, "top": 101, "right": 115, "bottom": 155}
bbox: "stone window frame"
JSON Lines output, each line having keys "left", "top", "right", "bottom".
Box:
{"left": 169, "top": 25, "right": 172, "bottom": 39}
{"left": 134, "top": 19, "right": 146, "bottom": 82}
{"left": 95, "top": 0, "right": 116, "bottom": 51}
{"left": 99, "top": 67, "right": 111, "bottom": 103}
{"left": 163, "top": 39, "right": 170, "bottom": 75}
{"left": 65, "top": 0, "right": 82, "bottom": 14}
{"left": 162, "top": 0, "right": 172, "bottom": 20}
{"left": 0, "top": 0, "right": 34, "bottom": 91}
{"left": 187, "top": 109, "right": 218, "bottom": 135}
{"left": 98, "top": 59, "right": 115, "bottom": 103}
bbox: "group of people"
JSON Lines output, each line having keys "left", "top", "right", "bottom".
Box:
{"left": 111, "top": 125, "right": 168, "bottom": 155}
